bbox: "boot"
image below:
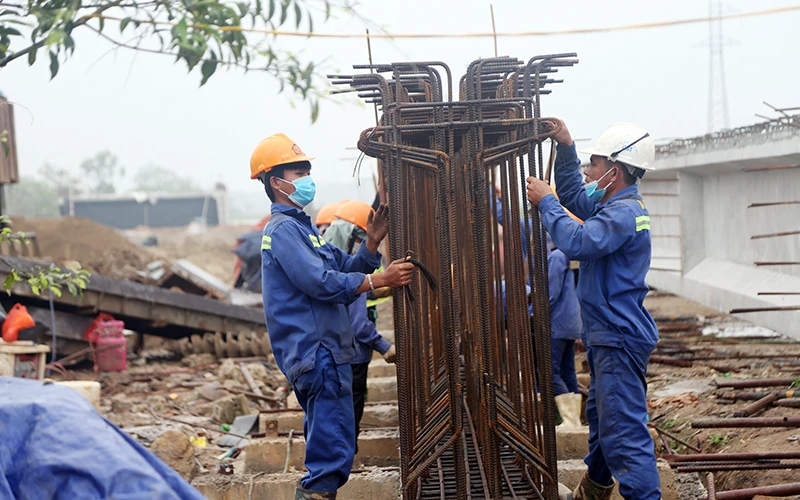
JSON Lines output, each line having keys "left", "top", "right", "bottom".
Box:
{"left": 555, "top": 393, "right": 583, "bottom": 428}
{"left": 572, "top": 471, "right": 614, "bottom": 500}
{"left": 295, "top": 484, "right": 336, "bottom": 500}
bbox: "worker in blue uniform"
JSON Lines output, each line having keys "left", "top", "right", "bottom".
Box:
{"left": 547, "top": 233, "right": 584, "bottom": 428}
{"left": 494, "top": 194, "right": 583, "bottom": 427}
{"left": 526, "top": 122, "right": 660, "bottom": 500}
{"left": 323, "top": 199, "right": 396, "bottom": 453}
{"left": 250, "top": 133, "right": 414, "bottom": 500}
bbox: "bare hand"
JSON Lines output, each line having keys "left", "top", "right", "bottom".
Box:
{"left": 380, "top": 257, "right": 414, "bottom": 288}
{"left": 549, "top": 120, "right": 573, "bottom": 146}
{"left": 382, "top": 345, "right": 396, "bottom": 364}
{"left": 366, "top": 203, "right": 389, "bottom": 244}
{"left": 526, "top": 177, "right": 553, "bottom": 206}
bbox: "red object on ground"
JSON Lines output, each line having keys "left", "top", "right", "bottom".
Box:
{"left": 2, "top": 304, "right": 36, "bottom": 342}
{"left": 83, "top": 313, "right": 116, "bottom": 343}
{"left": 92, "top": 320, "right": 127, "bottom": 373}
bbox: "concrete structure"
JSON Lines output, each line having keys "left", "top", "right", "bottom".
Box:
{"left": 644, "top": 117, "right": 800, "bottom": 340}
{"left": 59, "top": 188, "right": 227, "bottom": 229}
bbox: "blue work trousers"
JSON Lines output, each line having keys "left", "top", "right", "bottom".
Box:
{"left": 293, "top": 347, "right": 356, "bottom": 493}
{"left": 585, "top": 346, "right": 660, "bottom": 500}
{"left": 551, "top": 339, "right": 578, "bottom": 396}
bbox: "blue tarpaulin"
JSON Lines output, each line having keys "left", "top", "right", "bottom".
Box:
{"left": 0, "top": 377, "right": 206, "bottom": 499}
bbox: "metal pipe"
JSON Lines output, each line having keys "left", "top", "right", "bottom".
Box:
{"left": 704, "top": 482, "right": 800, "bottom": 500}
{"left": 664, "top": 451, "right": 800, "bottom": 462}
{"left": 691, "top": 416, "right": 800, "bottom": 428}
{"left": 714, "top": 378, "right": 798, "bottom": 388}
{"left": 732, "top": 392, "right": 781, "bottom": 417}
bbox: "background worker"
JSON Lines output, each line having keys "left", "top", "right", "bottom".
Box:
{"left": 546, "top": 233, "right": 583, "bottom": 428}
{"left": 325, "top": 199, "right": 397, "bottom": 452}
{"left": 494, "top": 191, "right": 582, "bottom": 427}
{"left": 251, "top": 133, "right": 414, "bottom": 500}
{"left": 315, "top": 200, "right": 348, "bottom": 236}
{"left": 526, "top": 122, "right": 660, "bottom": 500}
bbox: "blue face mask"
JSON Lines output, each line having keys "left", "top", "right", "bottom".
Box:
{"left": 278, "top": 176, "right": 316, "bottom": 208}
{"left": 584, "top": 167, "right": 615, "bottom": 203}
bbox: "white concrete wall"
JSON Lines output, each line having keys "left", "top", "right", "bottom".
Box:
{"left": 644, "top": 126, "right": 800, "bottom": 340}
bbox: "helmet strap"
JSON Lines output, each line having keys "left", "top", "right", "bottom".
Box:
{"left": 608, "top": 132, "right": 650, "bottom": 161}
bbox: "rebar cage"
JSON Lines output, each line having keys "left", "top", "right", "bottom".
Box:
{"left": 330, "top": 53, "right": 578, "bottom": 500}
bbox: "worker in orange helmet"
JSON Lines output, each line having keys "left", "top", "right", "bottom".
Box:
{"left": 324, "top": 200, "right": 395, "bottom": 454}
{"left": 315, "top": 200, "right": 349, "bottom": 236}
{"left": 250, "top": 133, "right": 415, "bottom": 499}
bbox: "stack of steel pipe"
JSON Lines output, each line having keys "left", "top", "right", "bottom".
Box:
{"left": 330, "top": 53, "right": 577, "bottom": 500}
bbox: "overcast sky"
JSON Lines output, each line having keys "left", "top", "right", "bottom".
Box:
{"left": 2, "top": 0, "right": 798, "bottom": 216}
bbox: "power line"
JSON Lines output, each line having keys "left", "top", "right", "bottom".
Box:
{"left": 90, "top": 4, "right": 800, "bottom": 40}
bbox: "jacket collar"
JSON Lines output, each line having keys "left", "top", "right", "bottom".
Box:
{"left": 271, "top": 203, "right": 313, "bottom": 227}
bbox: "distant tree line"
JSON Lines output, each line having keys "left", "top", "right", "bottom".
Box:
{"left": 5, "top": 150, "right": 200, "bottom": 218}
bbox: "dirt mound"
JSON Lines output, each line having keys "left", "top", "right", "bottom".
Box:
{"left": 10, "top": 217, "right": 156, "bottom": 279}
{"left": 143, "top": 225, "right": 251, "bottom": 282}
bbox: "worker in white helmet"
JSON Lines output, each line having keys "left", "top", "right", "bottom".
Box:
{"left": 526, "top": 122, "right": 660, "bottom": 500}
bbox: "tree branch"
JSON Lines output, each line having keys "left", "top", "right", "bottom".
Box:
{"left": 85, "top": 24, "right": 274, "bottom": 73}
{"left": 0, "top": 0, "right": 123, "bottom": 68}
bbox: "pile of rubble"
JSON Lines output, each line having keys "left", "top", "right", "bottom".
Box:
{"left": 98, "top": 353, "right": 289, "bottom": 482}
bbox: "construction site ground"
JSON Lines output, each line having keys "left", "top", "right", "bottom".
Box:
{"left": 15, "top": 218, "right": 798, "bottom": 498}
{"left": 37, "top": 290, "right": 798, "bottom": 499}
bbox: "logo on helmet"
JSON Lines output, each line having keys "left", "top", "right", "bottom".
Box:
{"left": 292, "top": 144, "right": 303, "bottom": 156}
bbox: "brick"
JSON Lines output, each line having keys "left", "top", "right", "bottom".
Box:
{"left": 193, "top": 468, "right": 400, "bottom": 500}
{"left": 366, "top": 377, "right": 397, "bottom": 403}
{"left": 244, "top": 429, "right": 399, "bottom": 473}
{"left": 258, "top": 404, "right": 398, "bottom": 434}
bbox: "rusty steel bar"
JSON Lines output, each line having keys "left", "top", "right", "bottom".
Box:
{"left": 676, "top": 462, "right": 800, "bottom": 472}
{"left": 331, "top": 53, "right": 577, "bottom": 500}
{"left": 664, "top": 451, "right": 800, "bottom": 462}
{"left": 706, "top": 473, "right": 717, "bottom": 500}
{"left": 732, "top": 391, "right": 781, "bottom": 417}
{"left": 692, "top": 416, "right": 800, "bottom": 428}
{"left": 776, "top": 398, "right": 800, "bottom": 408}
{"left": 704, "top": 482, "right": 800, "bottom": 500}
{"left": 649, "top": 424, "right": 703, "bottom": 453}
{"left": 730, "top": 305, "right": 800, "bottom": 313}
{"left": 714, "top": 378, "right": 798, "bottom": 388}
{"left": 720, "top": 389, "right": 797, "bottom": 401}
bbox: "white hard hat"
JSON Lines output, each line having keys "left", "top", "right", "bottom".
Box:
{"left": 579, "top": 122, "right": 655, "bottom": 174}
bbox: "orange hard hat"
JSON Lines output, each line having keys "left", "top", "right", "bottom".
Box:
{"left": 550, "top": 184, "right": 584, "bottom": 224}
{"left": 316, "top": 200, "right": 349, "bottom": 227}
{"left": 335, "top": 200, "right": 373, "bottom": 232}
{"left": 250, "top": 133, "right": 315, "bottom": 179}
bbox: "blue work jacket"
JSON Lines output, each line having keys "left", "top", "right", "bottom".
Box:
{"left": 348, "top": 293, "right": 391, "bottom": 364}
{"left": 538, "top": 143, "right": 658, "bottom": 355}
{"left": 261, "top": 204, "right": 381, "bottom": 384}
{"left": 548, "top": 246, "right": 582, "bottom": 340}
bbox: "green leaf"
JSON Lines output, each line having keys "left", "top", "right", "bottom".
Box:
{"left": 324, "top": 1, "right": 331, "bottom": 21}
{"left": 64, "top": 34, "right": 75, "bottom": 54}
{"left": 294, "top": 2, "right": 301, "bottom": 29}
{"left": 3, "top": 273, "right": 16, "bottom": 291}
{"left": 49, "top": 285, "right": 62, "bottom": 297}
{"left": 200, "top": 55, "right": 217, "bottom": 85}
{"left": 311, "top": 99, "right": 319, "bottom": 123}
{"left": 267, "top": 0, "right": 275, "bottom": 21}
{"left": 279, "top": 0, "right": 289, "bottom": 25}
{"left": 30, "top": 284, "right": 40, "bottom": 295}
{"left": 48, "top": 50, "right": 58, "bottom": 79}
{"left": 27, "top": 46, "right": 36, "bottom": 65}
{"left": 98, "top": 16, "right": 104, "bottom": 32}
{"left": 120, "top": 17, "right": 131, "bottom": 33}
